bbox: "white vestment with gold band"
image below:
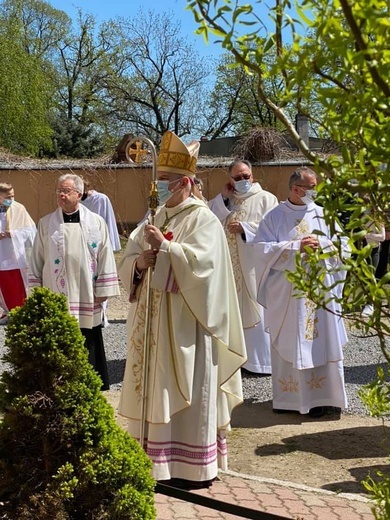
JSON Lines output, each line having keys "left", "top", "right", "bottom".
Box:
{"left": 118, "top": 197, "right": 246, "bottom": 482}
{"left": 209, "top": 183, "right": 278, "bottom": 373}
{"left": 253, "top": 199, "right": 348, "bottom": 413}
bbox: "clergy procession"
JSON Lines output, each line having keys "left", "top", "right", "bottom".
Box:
{"left": 0, "top": 131, "right": 351, "bottom": 492}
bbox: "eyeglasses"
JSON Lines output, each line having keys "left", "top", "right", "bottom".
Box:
{"left": 295, "top": 185, "right": 317, "bottom": 189}
{"left": 231, "top": 175, "right": 251, "bottom": 181}
{"left": 56, "top": 188, "right": 77, "bottom": 195}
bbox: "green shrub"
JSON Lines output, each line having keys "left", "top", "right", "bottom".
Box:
{"left": 0, "top": 287, "right": 155, "bottom": 519}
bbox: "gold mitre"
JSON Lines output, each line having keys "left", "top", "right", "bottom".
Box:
{"left": 157, "top": 131, "right": 200, "bottom": 177}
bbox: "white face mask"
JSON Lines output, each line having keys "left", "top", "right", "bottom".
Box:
{"left": 300, "top": 189, "right": 317, "bottom": 205}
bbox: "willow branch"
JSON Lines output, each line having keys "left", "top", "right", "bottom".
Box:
{"left": 339, "top": 0, "right": 390, "bottom": 98}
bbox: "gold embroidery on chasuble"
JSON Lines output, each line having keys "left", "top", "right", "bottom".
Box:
{"left": 294, "top": 218, "right": 311, "bottom": 239}
{"left": 129, "top": 281, "right": 161, "bottom": 403}
{"left": 279, "top": 374, "right": 299, "bottom": 393}
{"left": 305, "top": 299, "right": 319, "bottom": 341}
{"left": 225, "top": 202, "right": 246, "bottom": 293}
{"left": 306, "top": 371, "right": 326, "bottom": 390}
{"left": 292, "top": 217, "right": 319, "bottom": 340}
{"left": 281, "top": 250, "right": 290, "bottom": 263}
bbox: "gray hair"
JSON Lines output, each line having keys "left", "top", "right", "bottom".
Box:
{"left": 288, "top": 167, "right": 317, "bottom": 190}
{"left": 0, "top": 182, "right": 13, "bottom": 193}
{"left": 228, "top": 159, "right": 252, "bottom": 175}
{"left": 57, "top": 174, "right": 84, "bottom": 194}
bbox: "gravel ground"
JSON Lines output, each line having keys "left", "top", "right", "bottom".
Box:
{"left": 0, "top": 317, "right": 387, "bottom": 416}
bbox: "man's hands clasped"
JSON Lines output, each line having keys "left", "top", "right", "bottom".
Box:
{"left": 300, "top": 235, "right": 319, "bottom": 252}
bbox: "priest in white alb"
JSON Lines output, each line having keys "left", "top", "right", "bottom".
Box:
{"left": 118, "top": 131, "right": 246, "bottom": 489}
{"left": 0, "top": 182, "right": 36, "bottom": 324}
{"left": 252, "top": 167, "right": 349, "bottom": 418}
{"left": 209, "top": 160, "right": 278, "bottom": 374}
{"left": 29, "top": 174, "right": 120, "bottom": 390}
{"left": 81, "top": 178, "right": 121, "bottom": 252}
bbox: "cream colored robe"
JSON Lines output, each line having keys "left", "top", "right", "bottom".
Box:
{"left": 118, "top": 197, "right": 246, "bottom": 482}
{"left": 1, "top": 200, "right": 36, "bottom": 286}
{"left": 253, "top": 200, "right": 349, "bottom": 413}
{"left": 29, "top": 206, "right": 120, "bottom": 328}
{"left": 209, "top": 183, "right": 278, "bottom": 373}
{"left": 0, "top": 201, "right": 36, "bottom": 312}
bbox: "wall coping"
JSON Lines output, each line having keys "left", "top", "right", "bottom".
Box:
{"left": 0, "top": 157, "right": 314, "bottom": 171}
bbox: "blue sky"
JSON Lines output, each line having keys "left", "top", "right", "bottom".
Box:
{"left": 48, "top": 0, "right": 223, "bottom": 58}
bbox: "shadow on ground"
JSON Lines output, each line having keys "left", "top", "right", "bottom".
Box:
{"left": 322, "top": 464, "right": 390, "bottom": 493}
{"left": 229, "top": 399, "right": 390, "bottom": 495}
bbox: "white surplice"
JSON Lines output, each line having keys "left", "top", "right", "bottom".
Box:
{"left": 118, "top": 197, "right": 246, "bottom": 482}
{"left": 209, "top": 183, "right": 278, "bottom": 373}
{"left": 29, "top": 205, "right": 120, "bottom": 328}
{"left": 253, "top": 199, "right": 349, "bottom": 413}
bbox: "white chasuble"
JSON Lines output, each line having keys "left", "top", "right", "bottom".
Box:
{"left": 209, "top": 183, "right": 278, "bottom": 373}
{"left": 252, "top": 200, "right": 349, "bottom": 413}
{"left": 118, "top": 197, "right": 246, "bottom": 481}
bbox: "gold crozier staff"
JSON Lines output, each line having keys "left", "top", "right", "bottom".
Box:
{"left": 127, "top": 136, "right": 158, "bottom": 446}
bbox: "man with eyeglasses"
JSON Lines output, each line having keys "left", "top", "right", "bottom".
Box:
{"left": 253, "top": 166, "right": 349, "bottom": 418}
{"left": 209, "top": 159, "right": 278, "bottom": 375}
{"left": 29, "top": 174, "right": 120, "bottom": 390}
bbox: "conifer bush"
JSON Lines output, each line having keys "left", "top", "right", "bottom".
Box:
{"left": 0, "top": 287, "right": 156, "bottom": 519}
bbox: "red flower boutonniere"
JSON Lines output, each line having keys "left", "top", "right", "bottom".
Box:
{"left": 163, "top": 231, "right": 174, "bottom": 241}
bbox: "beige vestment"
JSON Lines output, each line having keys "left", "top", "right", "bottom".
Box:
{"left": 209, "top": 183, "right": 278, "bottom": 373}
{"left": 118, "top": 197, "right": 246, "bottom": 482}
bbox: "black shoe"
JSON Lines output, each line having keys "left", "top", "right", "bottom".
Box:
{"left": 308, "top": 406, "right": 326, "bottom": 418}
{"left": 308, "top": 406, "right": 342, "bottom": 418}
{"left": 324, "top": 406, "right": 341, "bottom": 416}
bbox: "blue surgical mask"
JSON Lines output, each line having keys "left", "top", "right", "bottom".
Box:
{"left": 234, "top": 179, "right": 251, "bottom": 194}
{"left": 1, "top": 199, "right": 13, "bottom": 207}
{"left": 156, "top": 181, "right": 172, "bottom": 205}
{"left": 300, "top": 189, "right": 317, "bottom": 205}
{"left": 156, "top": 179, "right": 182, "bottom": 205}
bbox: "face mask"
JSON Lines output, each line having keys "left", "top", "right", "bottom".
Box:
{"left": 156, "top": 179, "right": 181, "bottom": 204}
{"left": 1, "top": 199, "right": 13, "bottom": 207}
{"left": 300, "top": 189, "right": 317, "bottom": 205}
{"left": 234, "top": 179, "right": 251, "bottom": 194}
{"left": 156, "top": 181, "right": 172, "bottom": 204}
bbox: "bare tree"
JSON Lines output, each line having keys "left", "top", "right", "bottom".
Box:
{"left": 100, "top": 10, "right": 212, "bottom": 142}
{"left": 204, "top": 52, "right": 297, "bottom": 139}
